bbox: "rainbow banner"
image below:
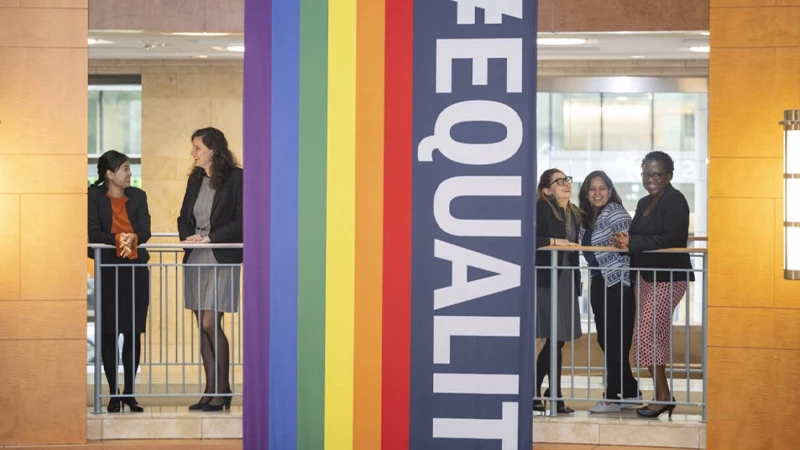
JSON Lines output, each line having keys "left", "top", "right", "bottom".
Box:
{"left": 242, "top": 1, "right": 537, "bottom": 449}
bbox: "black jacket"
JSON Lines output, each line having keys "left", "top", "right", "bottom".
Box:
{"left": 629, "top": 184, "right": 695, "bottom": 282}
{"left": 177, "top": 167, "right": 243, "bottom": 264}
{"left": 88, "top": 185, "right": 151, "bottom": 263}
{"left": 535, "top": 200, "right": 581, "bottom": 289}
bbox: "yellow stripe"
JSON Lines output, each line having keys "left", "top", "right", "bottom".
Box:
{"left": 325, "top": 0, "right": 357, "bottom": 448}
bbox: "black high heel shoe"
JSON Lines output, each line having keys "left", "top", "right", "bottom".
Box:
{"left": 188, "top": 394, "right": 214, "bottom": 411}
{"left": 120, "top": 396, "right": 144, "bottom": 413}
{"left": 541, "top": 389, "right": 574, "bottom": 414}
{"left": 107, "top": 396, "right": 121, "bottom": 413}
{"left": 202, "top": 391, "right": 233, "bottom": 412}
{"left": 637, "top": 397, "right": 676, "bottom": 419}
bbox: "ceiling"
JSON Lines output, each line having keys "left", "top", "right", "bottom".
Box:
{"left": 87, "top": 31, "right": 711, "bottom": 61}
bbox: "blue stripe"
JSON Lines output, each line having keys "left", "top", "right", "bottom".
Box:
{"left": 269, "top": 0, "right": 300, "bottom": 449}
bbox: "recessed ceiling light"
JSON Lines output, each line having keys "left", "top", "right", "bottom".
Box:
{"left": 194, "top": 55, "right": 209, "bottom": 59}
{"left": 616, "top": 96, "right": 628, "bottom": 102}
{"left": 689, "top": 46, "right": 710, "bottom": 53}
{"left": 226, "top": 45, "right": 245, "bottom": 52}
{"left": 614, "top": 31, "right": 634, "bottom": 35}
{"left": 88, "top": 38, "right": 113, "bottom": 45}
{"left": 700, "top": 31, "right": 710, "bottom": 36}
{"left": 631, "top": 55, "right": 646, "bottom": 59}
{"left": 170, "top": 32, "right": 232, "bottom": 37}
{"left": 537, "top": 38, "right": 587, "bottom": 46}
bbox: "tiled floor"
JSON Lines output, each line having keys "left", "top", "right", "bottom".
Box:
{"left": 0, "top": 443, "right": 695, "bottom": 450}
{"left": 536, "top": 446, "right": 694, "bottom": 450}
{"left": 0, "top": 440, "right": 240, "bottom": 449}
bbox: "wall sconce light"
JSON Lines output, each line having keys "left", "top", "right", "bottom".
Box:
{"left": 780, "top": 110, "right": 800, "bottom": 280}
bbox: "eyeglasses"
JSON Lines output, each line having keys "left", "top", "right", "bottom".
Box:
{"left": 548, "top": 176, "right": 573, "bottom": 187}
{"left": 641, "top": 172, "right": 667, "bottom": 181}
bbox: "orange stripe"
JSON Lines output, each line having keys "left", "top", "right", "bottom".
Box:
{"left": 353, "top": 0, "right": 385, "bottom": 448}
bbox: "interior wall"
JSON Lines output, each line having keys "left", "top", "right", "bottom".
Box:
{"left": 87, "top": 0, "right": 708, "bottom": 33}
{"left": 0, "top": 0, "right": 88, "bottom": 445}
{"left": 707, "top": 1, "right": 800, "bottom": 449}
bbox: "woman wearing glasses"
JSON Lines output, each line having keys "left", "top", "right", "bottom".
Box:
{"left": 611, "top": 151, "right": 694, "bottom": 419}
{"left": 533, "top": 168, "right": 582, "bottom": 414}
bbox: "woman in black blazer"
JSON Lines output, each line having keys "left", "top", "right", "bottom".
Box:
{"left": 177, "top": 127, "right": 242, "bottom": 412}
{"left": 88, "top": 150, "right": 151, "bottom": 413}
{"left": 533, "top": 168, "right": 582, "bottom": 414}
{"left": 612, "top": 151, "right": 694, "bottom": 419}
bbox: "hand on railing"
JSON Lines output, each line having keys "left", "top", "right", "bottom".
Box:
{"left": 610, "top": 231, "right": 629, "bottom": 249}
{"left": 182, "top": 234, "right": 211, "bottom": 244}
{"left": 118, "top": 232, "right": 136, "bottom": 258}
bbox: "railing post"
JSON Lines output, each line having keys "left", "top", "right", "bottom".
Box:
{"left": 93, "top": 247, "right": 103, "bottom": 414}
{"left": 549, "top": 249, "right": 558, "bottom": 417}
{"left": 702, "top": 252, "right": 708, "bottom": 422}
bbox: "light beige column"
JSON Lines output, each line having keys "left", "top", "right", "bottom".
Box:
{"left": 0, "top": 0, "right": 88, "bottom": 445}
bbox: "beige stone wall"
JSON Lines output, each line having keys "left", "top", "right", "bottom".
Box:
{"left": 0, "top": 0, "right": 88, "bottom": 445}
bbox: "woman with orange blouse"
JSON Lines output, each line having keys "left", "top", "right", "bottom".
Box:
{"left": 88, "top": 150, "right": 151, "bottom": 413}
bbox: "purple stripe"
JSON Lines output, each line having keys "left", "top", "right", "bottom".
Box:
{"left": 243, "top": 0, "right": 272, "bottom": 448}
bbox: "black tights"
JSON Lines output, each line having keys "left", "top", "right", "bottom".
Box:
{"left": 536, "top": 339, "right": 565, "bottom": 397}
{"left": 195, "top": 311, "right": 231, "bottom": 404}
{"left": 102, "top": 332, "right": 142, "bottom": 397}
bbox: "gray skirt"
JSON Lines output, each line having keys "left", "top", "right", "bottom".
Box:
{"left": 535, "top": 273, "right": 582, "bottom": 342}
{"left": 184, "top": 249, "right": 240, "bottom": 313}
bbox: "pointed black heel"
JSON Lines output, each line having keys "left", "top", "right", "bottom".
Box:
{"left": 121, "top": 396, "right": 144, "bottom": 413}
{"left": 541, "top": 388, "right": 574, "bottom": 414}
{"left": 107, "top": 396, "right": 121, "bottom": 413}
{"left": 188, "top": 394, "right": 214, "bottom": 411}
{"left": 637, "top": 397, "right": 676, "bottom": 419}
{"left": 202, "top": 392, "right": 232, "bottom": 412}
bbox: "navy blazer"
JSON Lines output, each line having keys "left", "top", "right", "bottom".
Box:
{"left": 88, "top": 185, "right": 151, "bottom": 263}
{"left": 535, "top": 199, "right": 581, "bottom": 289}
{"left": 629, "top": 184, "right": 695, "bottom": 283}
{"left": 177, "top": 167, "right": 243, "bottom": 264}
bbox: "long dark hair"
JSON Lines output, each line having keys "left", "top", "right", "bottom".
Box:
{"left": 578, "top": 170, "right": 624, "bottom": 229}
{"left": 92, "top": 150, "right": 129, "bottom": 187}
{"left": 536, "top": 168, "right": 581, "bottom": 223}
{"left": 190, "top": 127, "right": 239, "bottom": 189}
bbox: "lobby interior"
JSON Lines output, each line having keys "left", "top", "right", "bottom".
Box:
{"left": 1, "top": 0, "right": 798, "bottom": 449}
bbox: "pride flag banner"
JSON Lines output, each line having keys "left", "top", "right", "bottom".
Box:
{"left": 243, "top": 1, "right": 538, "bottom": 449}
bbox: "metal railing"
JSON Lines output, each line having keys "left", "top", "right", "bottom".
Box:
{"left": 88, "top": 242, "right": 243, "bottom": 414}
{"left": 533, "top": 245, "right": 707, "bottom": 420}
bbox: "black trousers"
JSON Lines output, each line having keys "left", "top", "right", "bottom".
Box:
{"left": 101, "top": 332, "right": 142, "bottom": 396}
{"left": 590, "top": 276, "right": 639, "bottom": 399}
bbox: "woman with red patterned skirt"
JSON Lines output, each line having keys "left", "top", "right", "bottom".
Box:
{"left": 611, "top": 151, "right": 694, "bottom": 419}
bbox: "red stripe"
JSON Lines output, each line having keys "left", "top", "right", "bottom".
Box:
{"left": 382, "top": 0, "right": 413, "bottom": 448}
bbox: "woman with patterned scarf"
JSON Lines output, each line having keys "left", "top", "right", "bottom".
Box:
{"left": 578, "top": 171, "right": 642, "bottom": 413}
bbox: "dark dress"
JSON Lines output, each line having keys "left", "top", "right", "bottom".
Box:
{"left": 534, "top": 200, "right": 582, "bottom": 342}
{"left": 88, "top": 185, "right": 151, "bottom": 334}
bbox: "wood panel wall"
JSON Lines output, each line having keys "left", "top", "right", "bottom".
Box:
{"left": 707, "top": 1, "right": 800, "bottom": 449}
{"left": 0, "top": 0, "right": 88, "bottom": 445}
{"left": 88, "top": 0, "right": 708, "bottom": 33}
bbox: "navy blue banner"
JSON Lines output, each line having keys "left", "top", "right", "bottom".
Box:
{"left": 410, "top": 1, "right": 537, "bottom": 449}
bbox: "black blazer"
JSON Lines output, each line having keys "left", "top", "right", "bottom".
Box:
{"left": 88, "top": 185, "right": 151, "bottom": 263}
{"left": 535, "top": 200, "right": 581, "bottom": 289}
{"left": 177, "top": 167, "right": 243, "bottom": 264}
{"left": 629, "top": 184, "right": 694, "bottom": 282}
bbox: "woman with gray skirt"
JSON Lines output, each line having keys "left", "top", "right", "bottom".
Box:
{"left": 533, "top": 168, "right": 582, "bottom": 414}
{"left": 178, "top": 127, "right": 242, "bottom": 412}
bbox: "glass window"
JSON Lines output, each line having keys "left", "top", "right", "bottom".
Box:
{"left": 88, "top": 77, "right": 142, "bottom": 187}
{"left": 601, "top": 93, "right": 652, "bottom": 151}
{"left": 551, "top": 93, "right": 601, "bottom": 152}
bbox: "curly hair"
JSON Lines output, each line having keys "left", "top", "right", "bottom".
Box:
{"left": 190, "top": 127, "right": 239, "bottom": 189}
{"left": 536, "top": 168, "right": 581, "bottom": 224}
{"left": 641, "top": 150, "right": 675, "bottom": 174}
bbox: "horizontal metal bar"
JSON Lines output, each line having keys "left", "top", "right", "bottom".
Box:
{"left": 89, "top": 243, "right": 242, "bottom": 249}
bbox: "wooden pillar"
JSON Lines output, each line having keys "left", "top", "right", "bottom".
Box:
{"left": 708, "top": 1, "right": 800, "bottom": 449}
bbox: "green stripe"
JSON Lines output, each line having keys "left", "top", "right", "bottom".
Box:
{"left": 297, "top": 0, "right": 328, "bottom": 449}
